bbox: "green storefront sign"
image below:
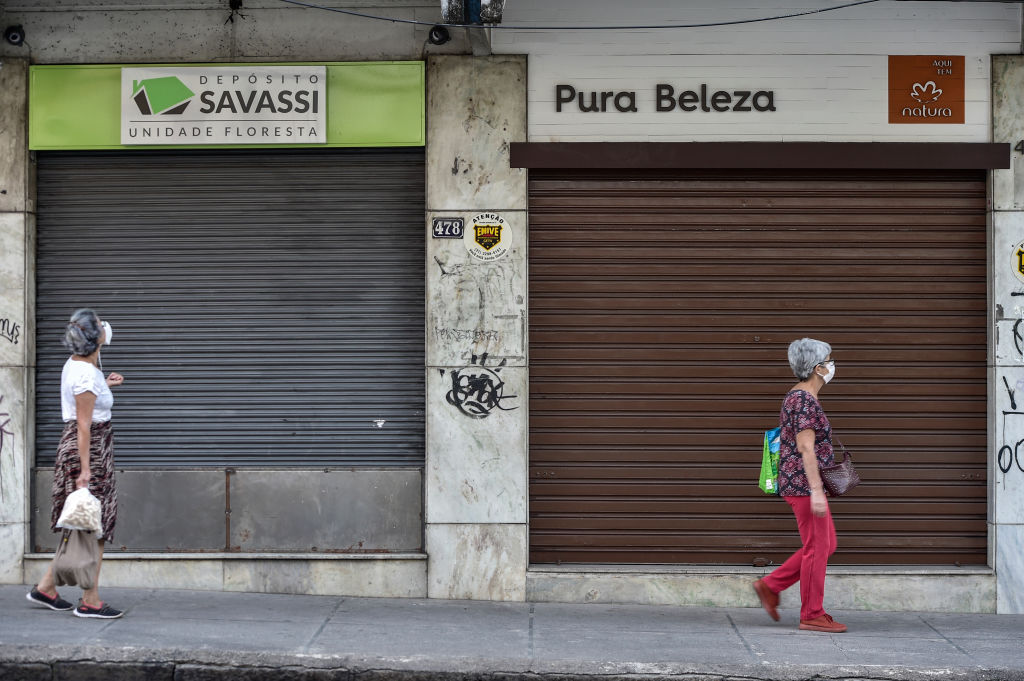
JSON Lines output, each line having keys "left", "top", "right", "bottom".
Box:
{"left": 29, "top": 62, "right": 424, "bottom": 150}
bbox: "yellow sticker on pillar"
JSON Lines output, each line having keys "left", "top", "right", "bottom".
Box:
{"left": 1014, "top": 240, "right": 1024, "bottom": 284}
{"left": 466, "top": 213, "right": 509, "bottom": 262}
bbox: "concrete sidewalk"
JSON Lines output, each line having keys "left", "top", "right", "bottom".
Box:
{"left": 1, "top": 584, "right": 1023, "bottom": 681}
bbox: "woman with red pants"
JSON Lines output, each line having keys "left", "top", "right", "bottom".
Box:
{"left": 753, "top": 337, "right": 846, "bottom": 633}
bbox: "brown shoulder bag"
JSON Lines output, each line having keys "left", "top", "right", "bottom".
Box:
{"left": 819, "top": 439, "right": 861, "bottom": 496}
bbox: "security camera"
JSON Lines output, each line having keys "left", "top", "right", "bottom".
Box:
{"left": 428, "top": 25, "right": 451, "bottom": 45}
{"left": 4, "top": 25, "right": 25, "bottom": 47}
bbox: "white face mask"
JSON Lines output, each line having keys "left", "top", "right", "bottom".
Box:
{"left": 101, "top": 321, "right": 113, "bottom": 346}
{"left": 818, "top": 360, "right": 835, "bottom": 384}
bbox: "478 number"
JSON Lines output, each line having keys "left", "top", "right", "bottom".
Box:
{"left": 432, "top": 217, "right": 465, "bottom": 239}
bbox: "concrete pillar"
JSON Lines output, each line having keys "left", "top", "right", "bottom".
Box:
{"left": 992, "top": 55, "right": 1024, "bottom": 614}
{"left": 0, "top": 58, "right": 32, "bottom": 584}
{"left": 424, "top": 55, "right": 528, "bottom": 600}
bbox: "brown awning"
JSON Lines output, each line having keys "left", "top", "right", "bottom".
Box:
{"left": 510, "top": 142, "right": 1011, "bottom": 169}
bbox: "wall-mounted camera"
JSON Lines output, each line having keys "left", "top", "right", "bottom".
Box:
{"left": 428, "top": 25, "right": 451, "bottom": 45}
{"left": 4, "top": 25, "right": 25, "bottom": 47}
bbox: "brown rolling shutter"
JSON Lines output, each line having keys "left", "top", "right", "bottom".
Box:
{"left": 529, "top": 169, "right": 987, "bottom": 566}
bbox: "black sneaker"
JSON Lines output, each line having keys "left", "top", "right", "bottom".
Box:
{"left": 26, "top": 586, "right": 74, "bottom": 611}
{"left": 74, "top": 601, "right": 124, "bottom": 619}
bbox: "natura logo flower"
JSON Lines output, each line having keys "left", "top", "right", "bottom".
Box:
{"left": 131, "top": 76, "right": 195, "bottom": 115}
{"left": 910, "top": 81, "right": 942, "bottom": 104}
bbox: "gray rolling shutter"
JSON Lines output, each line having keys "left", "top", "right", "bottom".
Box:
{"left": 35, "top": 150, "right": 425, "bottom": 467}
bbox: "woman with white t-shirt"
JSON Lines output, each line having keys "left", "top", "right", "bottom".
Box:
{"left": 26, "top": 308, "right": 125, "bottom": 619}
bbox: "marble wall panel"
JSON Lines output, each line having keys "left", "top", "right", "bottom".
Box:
{"left": 23, "top": 213, "right": 35, "bottom": 369}
{"left": 23, "top": 556, "right": 224, "bottom": 591}
{"left": 224, "top": 559, "right": 427, "bottom": 598}
{"left": 82, "top": 558, "right": 224, "bottom": 591}
{"left": 0, "top": 366, "right": 26, "bottom": 525}
{"left": 426, "top": 523, "right": 526, "bottom": 601}
{"left": 993, "top": 211, "right": 1024, "bottom": 318}
{"left": 0, "top": 59, "right": 27, "bottom": 214}
{"left": 997, "top": 523, "right": 1024, "bottom": 613}
{"left": 426, "top": 210, "right": 527, "bottom": 368}
{"left": 527, "top": 571, "right": 996, "bottom": 613}
{"left": 0, "top": 286, "right": 26, "bottom": 370}
{"left": 994, "top": 376, "right": 1024, "bottom": 525}
{"left": 426, "top": 366, "right": 526, "bottom": 524}
{"left": 426, "top": 55, "right": 527, "bottom": 212}
{"left": 993, "top": 56, "right": 1024, "bottom": 211}
{"left": 0, "top": 211, "right": 27, "bottom": 374}
{"left": 996, "top": 319, "right": 1024, "bottom": 366}
{"left": 0, "top": 522, "right": 24, "bottom": 583}
{"left": 0, "top": 212, "right": 26, "bottom": 289}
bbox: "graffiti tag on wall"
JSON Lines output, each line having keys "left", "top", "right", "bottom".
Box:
{"left": 0, "top": 318, "right": 20, "bottom": 344}
{"left": 434, "top": 256, "right": 513, "bottom": 308}
{"left": 999, "top": 311, "right": 1024, "bottom": 476}
{"left": 441, "top": 353, "right": 519, "bottom": 419}
{"left": 1000, "top": 374, "right": 1024, "bottom": 475}
{"left": 434, "top": 327, "right": 501, "bottom": 345}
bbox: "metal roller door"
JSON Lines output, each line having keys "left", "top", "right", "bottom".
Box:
{"left": 35, "top": 149, "right": 425, "bottom": 467}
{"left": 529, "top": 169, "right": 987, "bottom": 565}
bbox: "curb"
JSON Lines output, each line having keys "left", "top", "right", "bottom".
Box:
{"left": 3, "top": 646, "right": 1024, "bottom": 681}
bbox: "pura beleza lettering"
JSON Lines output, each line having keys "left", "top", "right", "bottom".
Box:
{"left": 555, "top": 83, "right": 776, "bottom": 113}
{"left": 655, "top": 84, "right": 776, "bottom": 113}
{"left": 556, "top": 85, "right": 637, "bottom": 113}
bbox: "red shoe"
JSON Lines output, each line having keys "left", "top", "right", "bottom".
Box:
{"left": 799, "top": 613, "right": 847, "bottom": 633}
{"left": 752, "top": 578, "right": 779, "bottom": 621}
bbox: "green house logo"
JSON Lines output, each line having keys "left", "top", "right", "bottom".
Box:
{"left": 131, "top": 76, "right": 195, "bottom": 115}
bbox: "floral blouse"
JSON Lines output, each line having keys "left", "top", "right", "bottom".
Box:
{"left": 777, "top": 389, "right": 834, "bottom": 497}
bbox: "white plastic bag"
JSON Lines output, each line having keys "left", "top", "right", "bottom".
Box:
{"left": 56, "top": 488, "right": 102, "bottom": 533}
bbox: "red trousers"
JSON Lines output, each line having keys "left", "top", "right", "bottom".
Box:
{"left": 761, "top": 495, "right": 837, "bottom": 621}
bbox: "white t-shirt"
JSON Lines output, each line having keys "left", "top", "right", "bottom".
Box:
{"left": 61, "top": 357, "right": 113, "bottom": 423}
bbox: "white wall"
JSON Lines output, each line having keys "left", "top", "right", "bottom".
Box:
{"left": 491, "top": 0, "right": 1021, "bottom": 142}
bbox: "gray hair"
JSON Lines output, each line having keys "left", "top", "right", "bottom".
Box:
{"left": 788, "top": 338, "right": 832, "bottom": 380}
{"left": 63, "top": 308, "right": 102, "bottom": 356}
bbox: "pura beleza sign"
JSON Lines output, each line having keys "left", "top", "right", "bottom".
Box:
{"left": 121, "top": 66, "right": 326, "bottom": 144}
{"left": 555, "top": 83, "right": 777, "bottom": 114}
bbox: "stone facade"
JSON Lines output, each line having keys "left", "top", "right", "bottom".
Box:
{"left": 0, "top": 57, "right": 30, "bottom": 585}
{"left": 1, "top": 0, "right": 1022, "bottom": 613}
{"left": 991, "top": 55, "right": 1024, "bottom": 615}
{"left": 425, "top": 55, "right": 528, "bottom": 600}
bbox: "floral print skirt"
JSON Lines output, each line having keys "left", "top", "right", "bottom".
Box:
{"left": 50, "top": 420, "right": 117, "bottom": 543}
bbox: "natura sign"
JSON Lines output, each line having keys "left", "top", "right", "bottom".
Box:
{"left": 888, "top": 56, "right": 965, "bottom": 124}
{"left": 121, "top": 66, "right": 326, "bottom": 145}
